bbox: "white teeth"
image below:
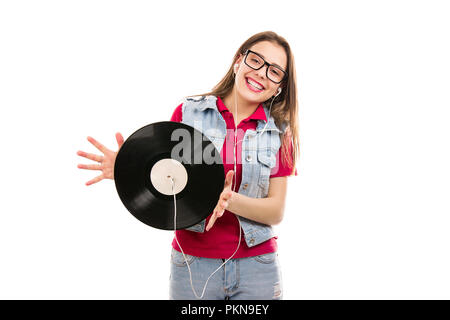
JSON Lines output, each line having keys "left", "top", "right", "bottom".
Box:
{"left": 247, "top": 78, "right": 263, "bottom": 90}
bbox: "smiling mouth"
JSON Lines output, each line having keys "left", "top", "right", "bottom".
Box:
{"left": 246, "top": 77, "right": 264, "bottom": 92}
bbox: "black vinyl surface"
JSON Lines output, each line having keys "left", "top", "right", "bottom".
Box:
{"left": 114, "top": 121, "right": 224, "bottom": 230}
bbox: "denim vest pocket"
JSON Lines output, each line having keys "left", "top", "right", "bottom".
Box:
{"left": 257, "top": 149, "right": 276, "bottom": 198}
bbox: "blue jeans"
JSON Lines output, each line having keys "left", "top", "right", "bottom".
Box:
{"left": 169, "top": 248, "right": 283, "bottom": 300}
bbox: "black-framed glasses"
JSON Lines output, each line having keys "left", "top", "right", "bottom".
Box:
{"left": 243, "top": 49, "right": 287, "bottom": 84}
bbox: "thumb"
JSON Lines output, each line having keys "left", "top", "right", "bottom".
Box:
{"left": 116, "top": 132, "right": 124, "bottom": 148}
{"left": 224, "top": 170, "right": 234, "bottom": 188}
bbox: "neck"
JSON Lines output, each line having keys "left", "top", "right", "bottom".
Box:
{"left": 222, "top": 88, "right": 259, "bottom": 125}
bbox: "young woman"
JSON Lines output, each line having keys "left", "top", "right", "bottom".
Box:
{"left": 77, "top": 31, "right": 299, "bottom": 300}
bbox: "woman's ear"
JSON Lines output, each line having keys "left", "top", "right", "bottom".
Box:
{"left": 234, "top": 54, "right": 244, "bottom": 66}
{"left": 234, "top": 56, "right": 243, "bottom": 74}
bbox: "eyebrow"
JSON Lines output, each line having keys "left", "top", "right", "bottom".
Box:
{"left": 254, "top": 51, "right": 286, "bottom": 71}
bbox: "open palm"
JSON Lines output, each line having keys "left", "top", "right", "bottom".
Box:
{"left": 77, "top": 133, "right": 124, "bottom": 186}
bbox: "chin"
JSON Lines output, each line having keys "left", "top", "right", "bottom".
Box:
{"left": 237, "top": 88, "right": 267, "bottom": 105}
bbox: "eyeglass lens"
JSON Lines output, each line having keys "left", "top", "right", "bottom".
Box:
{"left": 245, "top": 51, "right": 285, "bottom": 83}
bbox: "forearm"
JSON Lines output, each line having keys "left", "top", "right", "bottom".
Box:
{"left": 226, "top": 191, "right": 284, "bottom": 226}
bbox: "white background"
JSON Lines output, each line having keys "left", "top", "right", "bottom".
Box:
{"left": 1, "top": 0, "right": 449, "bottom": 299}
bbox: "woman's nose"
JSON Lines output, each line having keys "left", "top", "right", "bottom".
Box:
{"left": 255, "top": 65, "right": 268, "bottom": 80}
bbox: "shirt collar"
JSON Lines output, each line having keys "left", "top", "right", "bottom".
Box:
{"left": 217, "top": 96, "right": 267, "bottom": 123}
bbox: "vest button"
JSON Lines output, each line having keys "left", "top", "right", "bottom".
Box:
{"left": 243, "top": 183, "right": 248, "bottom": 190}
{"left": 246, "top": 155, "right": 252, "bottom": 162}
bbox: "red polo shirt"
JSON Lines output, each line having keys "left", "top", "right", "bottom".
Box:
{"left": 170, "top": 96, "right": 297, "bottom": 259}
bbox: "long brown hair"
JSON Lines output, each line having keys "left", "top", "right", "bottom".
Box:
{"left": 191, "top": 31, "right": 299, "bottom": 175}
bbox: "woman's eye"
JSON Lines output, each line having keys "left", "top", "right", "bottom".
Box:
{"left": 252, "top": 58, "right": 261, "bottom": 64}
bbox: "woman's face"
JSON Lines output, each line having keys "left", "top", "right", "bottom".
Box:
{"left": 234, "top": 40, "right": 287, "bottom": 105}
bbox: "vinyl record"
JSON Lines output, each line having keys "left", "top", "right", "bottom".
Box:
{"left": 114, "top": 121, "right": 224, "bottom": 230}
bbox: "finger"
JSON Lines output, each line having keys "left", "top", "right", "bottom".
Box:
{"left": 87, "top": 136, "right": 108, "bottom": 154}
{"left": 206, "top": 211, "right": 218, "bottom": 232}
{"left": 85, "top": 174, "right": 104, "bottom": 186}
{"left": 116, "top": 132, "right": 124, "bottom": 148}
{"left": 77, "top": 150, "right": 103, "bottom": 163}
{"left": 77, "top": 163, "right": 102, "bottom": 170}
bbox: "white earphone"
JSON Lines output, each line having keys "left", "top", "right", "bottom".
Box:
{"left": 275, "top": 87, "right": 282, "bottom": 97}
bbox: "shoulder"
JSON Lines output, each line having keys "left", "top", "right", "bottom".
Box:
{"left": 182, "top": 95, "right": 217, "bottom": 104}
{"left": 172, "top": 95, "right": 218, "bottom": 123}
{"left": 181, "top": 95, "right": 218, "bottom": 113}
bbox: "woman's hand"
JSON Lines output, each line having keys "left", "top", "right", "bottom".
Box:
{"left": 205, "top": 170, "right": 235, "bottom": 232}
{"left": 76, "top": 133, "right": 124, "bottom": 186}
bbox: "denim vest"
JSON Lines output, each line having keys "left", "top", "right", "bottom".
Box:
{"left": 180, "top": 95, "right": 283, "bottom": 248}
